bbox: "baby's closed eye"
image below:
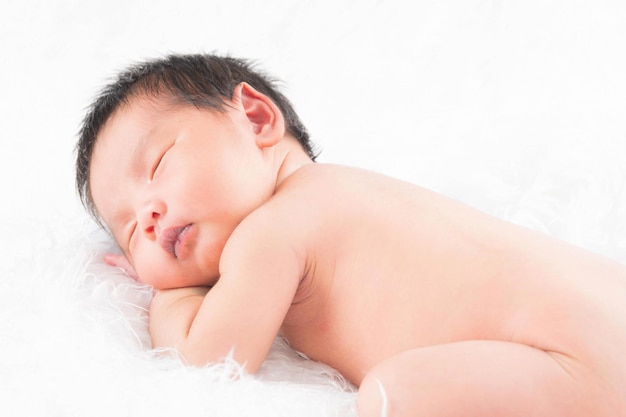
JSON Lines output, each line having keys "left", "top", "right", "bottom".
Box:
{"left": 150, "top": 143, "right": 175, "bottom": 181}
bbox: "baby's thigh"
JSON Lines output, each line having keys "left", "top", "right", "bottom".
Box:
{"left": 357, "top": 340, "right": 609, "bottom": 417}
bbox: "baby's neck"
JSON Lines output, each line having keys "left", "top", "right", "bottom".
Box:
{"left": 271, "top": 136, "right": 314, "bottom": 190}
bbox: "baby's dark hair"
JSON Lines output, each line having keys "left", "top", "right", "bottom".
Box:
{"left": 75, "top": 53, "right": 315, "bottom": 221}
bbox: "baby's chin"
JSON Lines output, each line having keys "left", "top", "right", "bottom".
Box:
{"left": 133, "top": 252, "right": 220, "bottom": 289}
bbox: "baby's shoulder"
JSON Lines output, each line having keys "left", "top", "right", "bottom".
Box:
{"left": 277, "top": 163, "right": 423, "bottom": 210}
{"left": 278, "top": 163, "right": 346, "bottom": 187}
{"left": 240, "top": 164, "right": 369, "bottom": 242}
{"left": 277, "top": 163, "right": 392, "bottom": 196}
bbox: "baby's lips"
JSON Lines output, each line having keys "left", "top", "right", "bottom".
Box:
{"left": 158, "top": 225, "right": 186, "bottom": 257}
{"left": 173, "top": 225, "right": 192, "bottom": 258}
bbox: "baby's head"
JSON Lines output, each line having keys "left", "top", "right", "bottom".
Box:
{"left": 76, "top": 54, "right": 315, "bottom": 288}
{"left": 77, "top": 54, "right": 315, "bottom": 221}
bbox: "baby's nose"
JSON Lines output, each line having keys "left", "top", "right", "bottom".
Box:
{"left": 138, "top": 200, "right": 166, "bottom": 238}
{"left": 145, "top": 213, "right": 159, "bottom": 232}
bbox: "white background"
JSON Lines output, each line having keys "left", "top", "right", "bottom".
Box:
{"left": 1, "top": 2, "right": 626, "bottom": 415}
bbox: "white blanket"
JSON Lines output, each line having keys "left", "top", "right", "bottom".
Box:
{"left": 2, "top": 1, "right": 625, "bottom": 416}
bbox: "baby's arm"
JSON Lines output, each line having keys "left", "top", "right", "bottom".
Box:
{"left": 148, "top": 219, "right": 304, "bottom": 373}
{"left": 149, "top": 286, "right": 210, "bottom": 349}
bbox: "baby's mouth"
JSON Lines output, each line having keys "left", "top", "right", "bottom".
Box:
{"left": 158, "top": 224, "right": 192, "bottom": 258}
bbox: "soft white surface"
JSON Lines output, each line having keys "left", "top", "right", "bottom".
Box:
{"left": 1, "top": 1, "right": 626, "bottom": 416}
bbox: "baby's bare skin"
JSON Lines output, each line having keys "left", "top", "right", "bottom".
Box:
{"left": 90, "top": 86, "right": 626, "bottom": 416}
{"left": 277, "top": 163, "right": 623, "bottom": 372}
{"left": 273, "top": 163, "right": 626, "bottom": 415}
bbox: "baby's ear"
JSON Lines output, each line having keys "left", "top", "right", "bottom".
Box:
{"left": 233, "top": 82, "right": 285, "bottom": 148}
{"left": 103, "top": 253, "right": 138, "bottom": 281}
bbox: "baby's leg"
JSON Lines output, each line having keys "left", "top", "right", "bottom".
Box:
{"left": 357, "top": 340, "right": 608, "bottom": 417}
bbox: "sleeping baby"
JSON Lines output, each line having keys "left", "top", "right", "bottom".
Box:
{"left": 76, "top": 53, "right": 626, "bottom": 417}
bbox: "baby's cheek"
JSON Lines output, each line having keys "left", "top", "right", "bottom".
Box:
{"left": 192, "top": 230, "right": 226, "bottom": 281}
{"left": 136, "top": 264, "right": 164, "bottom": 288}
{"left": 188, "top": 262, "right": 220, "bottom": 287}
{"left": 134, "top": 249, "right": 176, "bottom": 289}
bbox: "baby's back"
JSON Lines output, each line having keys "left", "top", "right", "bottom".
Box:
{"left": 276, "top": 164, "right": 626, "bottom": 400}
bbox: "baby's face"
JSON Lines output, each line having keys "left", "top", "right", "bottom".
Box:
{"left": 89, "top": 95, "right": 276, "bottom": 289}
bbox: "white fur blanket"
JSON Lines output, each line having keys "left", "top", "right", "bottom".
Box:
{"left": 2, "top": 1, "right": 625, "bottom": 416}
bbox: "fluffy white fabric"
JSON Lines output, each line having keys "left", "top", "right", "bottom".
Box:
{"left": 1, "top": 1, "right": 625, "bottom": 416}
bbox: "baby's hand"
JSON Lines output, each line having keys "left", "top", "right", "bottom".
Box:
{"left": 103, "top": 253, "right": 138, "bottom": 280}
